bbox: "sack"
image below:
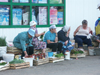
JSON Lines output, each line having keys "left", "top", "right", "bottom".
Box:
{"left": 0, "top": 46, "right": 7, "bottom": 57}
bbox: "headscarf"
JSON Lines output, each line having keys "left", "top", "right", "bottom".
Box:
{"left": 49, "top": 25, "right": 56, "bottom": 30}
{"left": 62, "top": 25, "right": 70, "bottom": 32}
{"left": 30, "top": 21, "right": 37, "bottom": 26}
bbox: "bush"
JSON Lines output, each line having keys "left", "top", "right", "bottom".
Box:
{"left": 0, "top": 37, "right": 6, "bottom": 46}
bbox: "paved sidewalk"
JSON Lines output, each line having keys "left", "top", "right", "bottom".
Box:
{"left": 0, "top": 56, "right": 100, "bottom": 75}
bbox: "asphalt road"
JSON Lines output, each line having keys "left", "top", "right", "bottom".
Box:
{"left": 0, "top": 56, "right": 100, "bottom": 75}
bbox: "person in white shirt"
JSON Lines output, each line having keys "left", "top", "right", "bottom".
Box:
{"left": 74, "top": 20, "right": 92, "bottom": 48}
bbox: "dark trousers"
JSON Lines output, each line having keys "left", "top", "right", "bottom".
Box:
{"left": 47, "top": 43, "right": 63, "bottom": 53}
{"left": 74, "top": 35, "right": 92, "bottom": 47}
{"left": 21, "top": 46, "right": 34, "bottom": 58}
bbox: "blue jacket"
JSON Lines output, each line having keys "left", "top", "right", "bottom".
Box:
{"left": 13, "top": 31, "right": 33, "bottom": 51}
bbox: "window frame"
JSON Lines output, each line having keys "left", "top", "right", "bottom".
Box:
{"left": 0, "top": 0, "right": 66, "bottom": 28}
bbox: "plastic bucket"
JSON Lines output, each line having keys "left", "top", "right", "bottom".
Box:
{"left": 48, "top": 52, "right": 53, "bottom": 57}
{"left": 89, "top": 49, "right": 94, "bottom": 56}
{"left": 23, "top": 58, "right": 34, "bottom": 67}
{"left": 65, "top": 51, "right": 70, "bottom": 60}
{"left": 3, "top": 54, "right": 14, "bottom": 62}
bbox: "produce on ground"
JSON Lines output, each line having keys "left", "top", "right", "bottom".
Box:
{"left": 9, "top": 59, "right": 25, "bottom": 64}
{"left": 71, "top": 49, "right": 84, "bottom": 55}
{"left": 25, "top": 55, "right": 33, "bottom": 58}
{"left": 0, "top": 62, "right": 7, "bottom": 66}
{"left": 55, "top": 53, "right": 64, "bottom": 58}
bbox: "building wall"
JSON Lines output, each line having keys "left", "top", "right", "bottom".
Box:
{"left": 66, "top": 0, "right": 100, "bottom": 38}
{"left": 0, "top": 0, "right": 100, "bottom": 41}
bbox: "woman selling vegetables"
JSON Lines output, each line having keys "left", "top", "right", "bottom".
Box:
{"left": 58, "top": 25, "right": 74, "bottom": 53}
{"left": 29, "top": 21, "right": 46, "bottom": 53}
{"left": 13, "top": 29, "right": 35, "bottom": 58}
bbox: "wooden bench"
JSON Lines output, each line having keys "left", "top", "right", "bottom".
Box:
{"left": 7, "top": 47, "right": 52, "bottom": 55}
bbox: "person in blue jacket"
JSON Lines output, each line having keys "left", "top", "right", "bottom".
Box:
{"left": 13, "top": 29, "right": 35, "bottom": 58}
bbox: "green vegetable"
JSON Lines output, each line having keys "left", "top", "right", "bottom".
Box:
{"left": 9, "top": 59, "right": 25, "bottom": 64}
{"left": 0, "top": 37, "right": 6, "bottom": 46}
{"left": 78, "top": 50, "right": 84, "bottom": 54}
{"left": 40, "top": 31, "right": 45, "bottom": 41}
{"left": 71, "top": 49, "right": 84, "bottom": 55}
{"left": 0, "top": 62, "right": 7, "bottom": 66}
{"left": 55, "top": 53, "right": 64, "bottom": 58}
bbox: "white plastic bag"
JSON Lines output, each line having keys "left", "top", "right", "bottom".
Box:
{"left": 87, "top": 34, "right": 92, "bottom": 39}
{"left": 0, "top": 46, "right": 7, "bottom": 57}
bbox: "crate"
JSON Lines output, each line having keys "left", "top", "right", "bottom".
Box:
{"left": 49, "top": 56, "right": 64, "bottom": 63}
{"left": 0, "top": 64, "right": 10, "bottom": 71}
{"left": 70, "top": 54, "right": 86, "bottom": 58}
{"left": 10, "top": 62, "right": 30, "bottom": 69}
{"left": 33, "top": 58, "right": 49, "bottom": 66}
{"left": 7, "top": 47, "right": 22, "bottom": 55}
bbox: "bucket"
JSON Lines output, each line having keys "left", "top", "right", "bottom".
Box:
{"left": 3, "top": 54, "right": 14, "bottom": 62}
{"left": 48, "top": 52, "right": 53, "bottom": 57}
{"left": 23, "top": 58, "right": 34, "bottom": 67}
{"left": 65, "top": 51, "right": 70, "bottom": 60}
{"left": 88, "top": 48, "right": 94, "bottom": 56}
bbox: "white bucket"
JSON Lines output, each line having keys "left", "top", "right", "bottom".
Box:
{"left": 65, "top": 51, "right": 70, "bottom": 60}
{"left": 0, "top": 46, "right": 7, "bottom": 57}
{"left": 89, "top": 49, "right": 94, "bottom": 56}
{"left": 23, "top": 58, "right": 34, "bottom": 67}
{"left": 3, "top": 54, "right": 14, "bottom": 62}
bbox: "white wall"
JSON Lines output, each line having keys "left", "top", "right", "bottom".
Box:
{"left": 66, "top": 0, "right": 100, "bottom": 38}
{"left": 0, "top": 27, "right": 62, "bottom": 41}
{"left": 0, "top": 0, "right": 100, "bottom": 41}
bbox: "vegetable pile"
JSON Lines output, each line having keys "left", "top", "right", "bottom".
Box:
{"left": 9, "top": 59, "right": 25, "bottom": 64}
{"left": 71, "top": 49, "right": 84, "bottom": 55}
{"left": 25, "top": 55, "right": 33, "bottom": 58}
{"left": 55, "top": 53, "right": 64, "bottom": 58}
{"left": 0, "top": 62, "right": 7, "bottom": 66}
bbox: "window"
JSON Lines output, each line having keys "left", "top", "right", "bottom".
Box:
{"left": 32, "top": 0, "right": 47, "bottom": 3}
{"left": 13, "top": 0, "right": 29, "bottom": 3}
{"left": 0, "top": 5, "right": 10, "bottom": 25}
{"left": 13, "top": 6, "right": 30, "bottom": 25}
{"left": 50, "top": 6, "right": 64, "bottom": 25}
{"left": 50, "top": 0, "right": 63, "bottom": 4}
{"left": 32, "top": 6, "right": 47, "bottom": 25}
{"left": 0, "top": 0, "right": 66, "bottom": 28}
{"left": 0, "top": 0, "right": 9, "bottom": 2}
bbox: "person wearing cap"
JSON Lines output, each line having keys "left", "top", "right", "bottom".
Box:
{"left": 13, "top": 29, "right": 35, "bottom": 57}
{"left": 74, "top": 20, "right": 92, "bottom": 48}
{"left": 29, "top": 21, "right": 46, "bottom": 53}
{"left": 43, "top": 25, "right": 63, "bottom": 53}
{"left": 58, "top": 25, "right": 74, "bottom": 53}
